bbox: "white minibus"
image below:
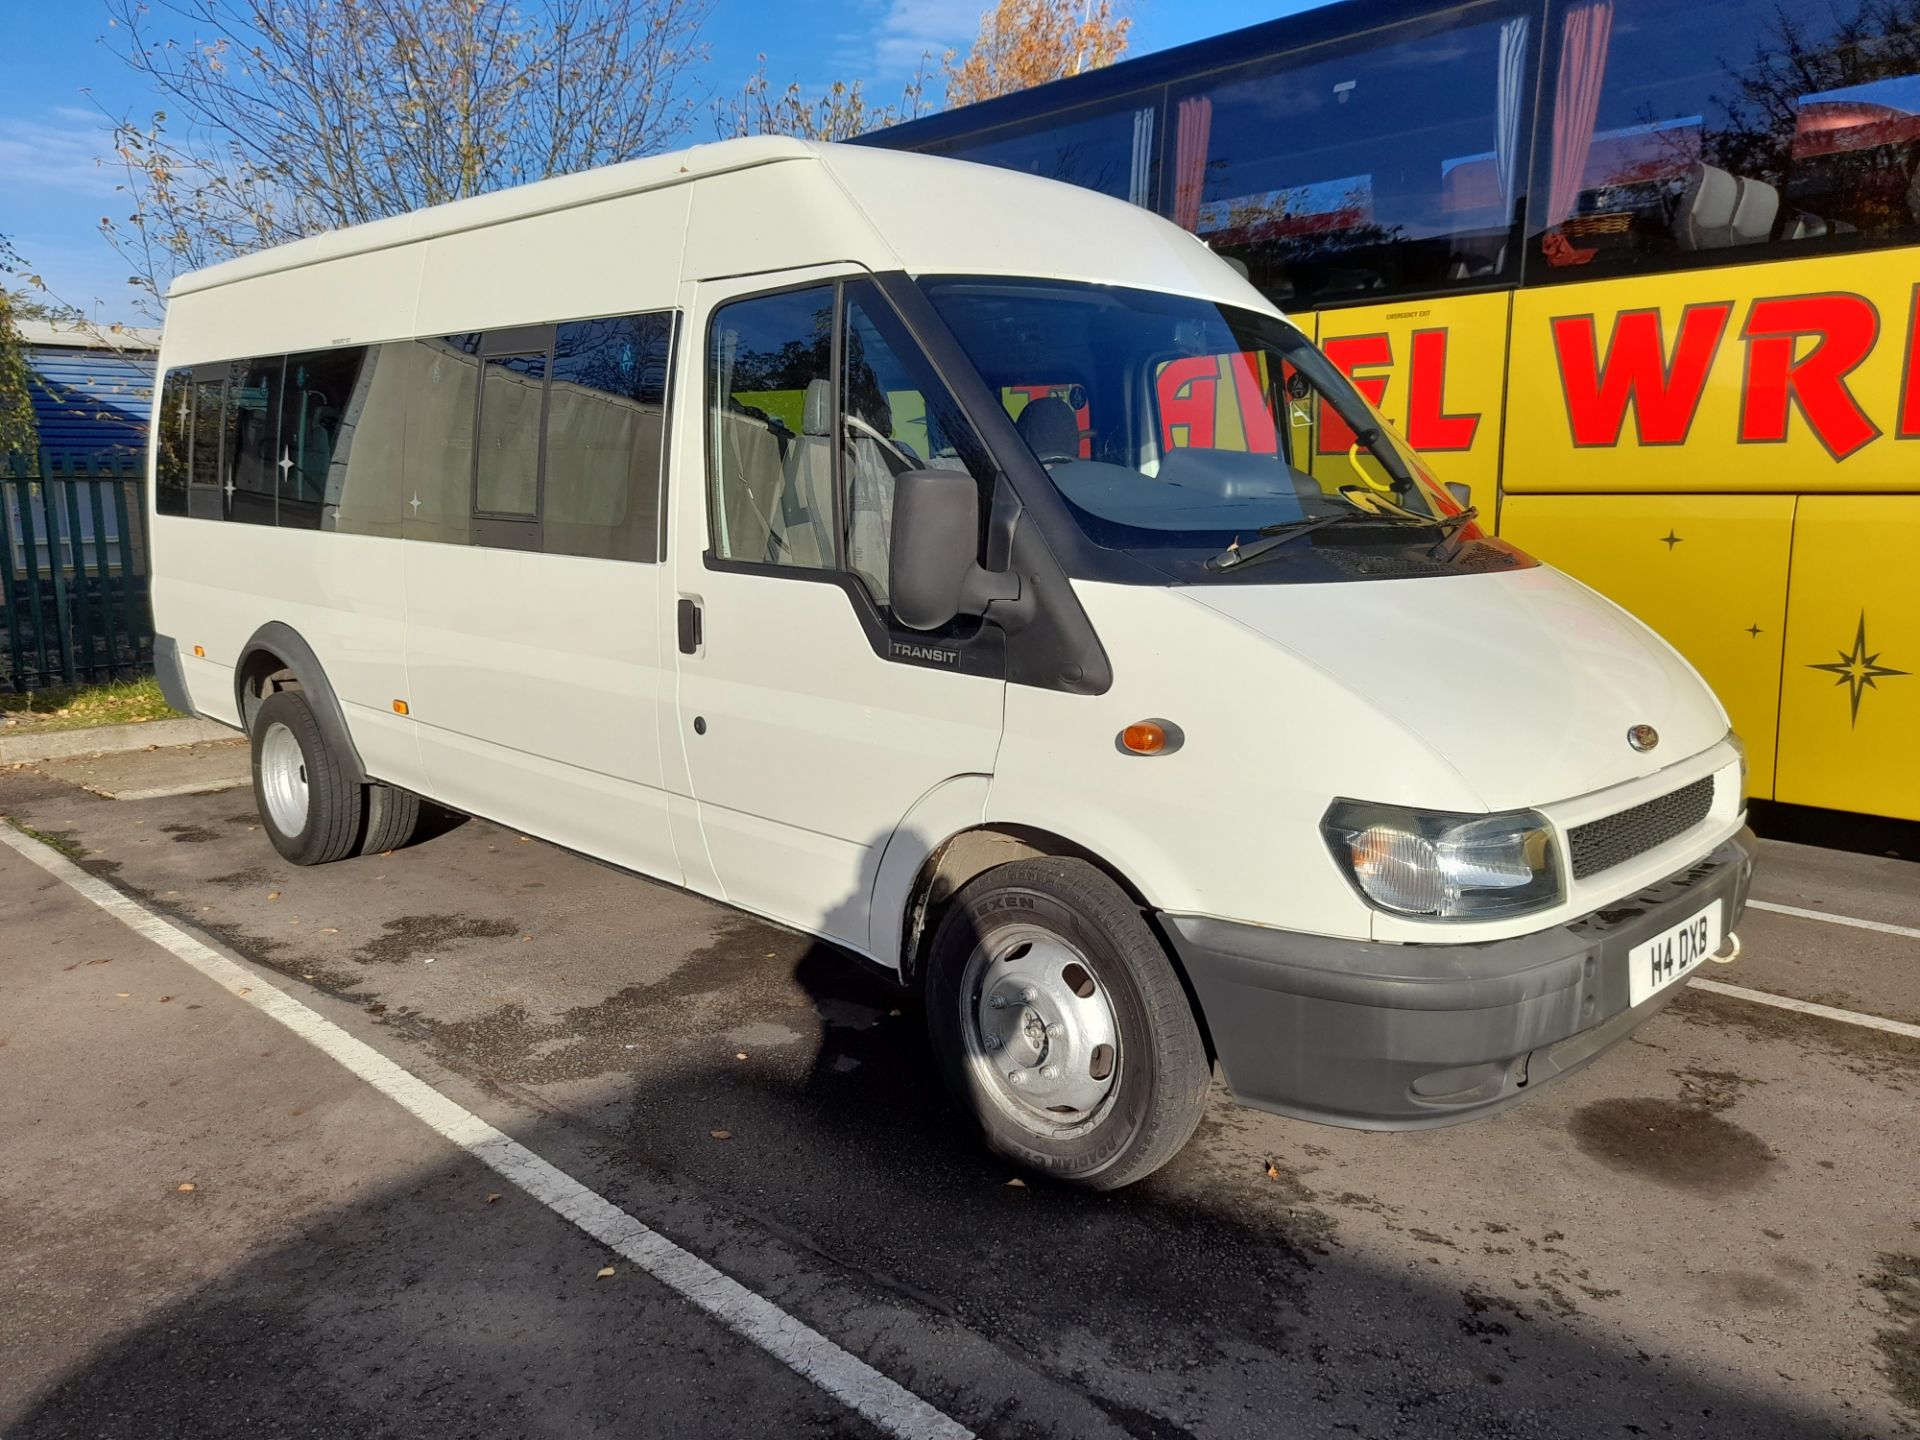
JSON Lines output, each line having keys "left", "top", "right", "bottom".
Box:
{"left": 148, "top": 138, "right": 1754, "bottom": 1188}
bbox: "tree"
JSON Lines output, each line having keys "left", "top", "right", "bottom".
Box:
{"left": 944, "top": 0, "right": 1131, "bottom": 108}
{"left": 0, "top": 237, "right": 42, "bottom": 459}
{"left": 99, "top": 0, "right": 712, "bottom": 318}
{"left": 716, "top": 55, "right": 933, "bottom": 142}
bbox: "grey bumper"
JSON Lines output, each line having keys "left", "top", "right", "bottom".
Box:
{"left": 1162, "top": 829, "right": 1757, "bottom": 1129}
{"left": 151, "top": 633, "right": 197, "bottom": 718}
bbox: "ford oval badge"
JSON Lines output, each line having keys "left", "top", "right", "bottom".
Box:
{"left": 1627, "top": 724, "right": 1659, "bottom": 753}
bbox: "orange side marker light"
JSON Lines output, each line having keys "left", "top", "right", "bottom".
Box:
{"left": 1120, "top": 721, "right": 1167, "bottom": 755}
{"left": 392, "top": 699, "right": 410, "bottom": 716}
{"left": 192, "top": 645, "right": 205, "bottom": 658}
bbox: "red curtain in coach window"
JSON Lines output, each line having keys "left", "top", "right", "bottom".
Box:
{"left": 1173, "top": 96, "right": 1213, "bottom": 233}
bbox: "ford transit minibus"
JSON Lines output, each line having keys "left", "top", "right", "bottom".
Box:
{"left": 147, "top": 138, "right": 1754, "bottom": 1188}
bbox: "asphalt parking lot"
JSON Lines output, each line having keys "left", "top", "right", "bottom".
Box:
{"left": 3, "top": 739, "right": 1917, "bottom": 1439}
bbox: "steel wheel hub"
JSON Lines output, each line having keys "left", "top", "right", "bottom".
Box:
{"left": 259, "top": 721, "right": 309, "bottom": 835}
{"left": 963, "top": 926, "right": 1120, "bottom": 1134}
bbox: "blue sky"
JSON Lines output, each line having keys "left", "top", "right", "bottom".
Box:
{"left": 0, "top": 0, "right": 1316, "bottom": 327}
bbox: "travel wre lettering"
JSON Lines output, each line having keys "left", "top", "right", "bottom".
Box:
{"left": 1548, "top": 288, "right": 1920, "bottom": 461}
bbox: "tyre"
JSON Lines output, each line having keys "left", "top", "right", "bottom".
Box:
{"left": 926, "top": 857, "right": 1212, "bottom": 1189}
{"left": 359, "top": 782, "right": 423, "bottom": 856}
{"left": 250, "top": 688, "right": 364, "bottom": 866}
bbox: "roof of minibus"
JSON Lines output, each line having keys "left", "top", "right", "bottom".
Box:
{"left": 165, "top": 136, "right": 1273, "bottom": 313}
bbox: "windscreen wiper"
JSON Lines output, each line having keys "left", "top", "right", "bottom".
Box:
{"left": 1203, "top": 505, "right": 1480, "bottom": 574}
{"left": 1203, "top": 511, "right": 1389, "bottom": 572}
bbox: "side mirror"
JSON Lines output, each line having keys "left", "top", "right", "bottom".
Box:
{"left": 889, "top": 469, "right": 1020, "bottom": 632}
{"left": 1445, "top": 481, "right": 1472, "bottom": 508}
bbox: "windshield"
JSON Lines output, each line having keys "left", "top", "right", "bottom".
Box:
{"left": 918, "top": 277, "right": 1531, "bottom": 584}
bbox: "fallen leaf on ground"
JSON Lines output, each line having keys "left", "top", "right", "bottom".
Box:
{"left": 1264, "top": 1160, "right": 1280, "bottom": 1179}
{"left": 708, "top": 1130, "right": 732, "bottom": 1141}
{"left": 1005, "top": 1177, "right": 1026, "bottom": 1188}
{"left": 595, "top": 1265, "right": 616, "bottom": 1279}
{"left": 266, "top": 891, "right": 281, "bottom": 901}
{"left": 485, "top": 1193, "right": 502, "bottom": 1204}
{"left": 319, "top": 927, "right": 339, "bottom": 934}
{"left": 735, "top": 1052, "right": 748, "bottom": 1060}
{"left": 158, "top": 995, "right": 172, "bottom": 1004}
{"left": 115, "top": 992, "right": 130, "bottom": 998}
{"left": 176, "top": 1182, "right": 196, "bottom": 1192}
{"left": 86, "top": 957, "right": 111, "bottom": 966}
{"left": 236, "top": 987, "right": 251, "bottom": 996}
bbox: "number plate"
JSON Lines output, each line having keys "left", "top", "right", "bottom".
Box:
{"left": 1628, "top": 901, "right": 1723, "bottom": 1008}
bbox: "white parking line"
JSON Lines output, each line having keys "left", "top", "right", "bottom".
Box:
{"left": 1688, "top": 977, "right": 1920, "bottom": 1041}
{"left": 0, "top": 823, "right": 974, "bottom": 1440}
{"left": 1746, "top": 897, "right": 1920, "bottom": 942}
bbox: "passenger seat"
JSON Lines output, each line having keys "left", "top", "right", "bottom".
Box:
{"left": 778, "top": 379, "right": 838, "bottom": 568}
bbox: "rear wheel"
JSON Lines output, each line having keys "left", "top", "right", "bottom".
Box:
{"left": 926, "top": 857, "right": 1212, "bottom": 1189}
{"left": 359, "top": 782, "right": 424, "bottom": 855}
{"left": 250, "top": 688, "right": 363, "bottom": 866}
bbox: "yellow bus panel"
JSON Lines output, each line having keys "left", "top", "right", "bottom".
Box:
{"left": 1774, "top": 496, "right": 1920, "bottom": 820}
{"left": 1313, "top": 292, "right": 1509, "bottom": 502}
{"left": 1497, "top": 494, "right": 1795, "bottom": 798}
{"left": 1505, "top": 251, "right": 1920, "bottom": 494}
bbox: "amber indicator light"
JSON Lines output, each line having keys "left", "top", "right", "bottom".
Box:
{"left": 392, "top": 699, "right": 410, "bottom": 716}
{"left": 192, "top": 645, "right": 205, "bottom": 658}
{"left": 1120, "top": 721, "right": 1167, "bottom": 755}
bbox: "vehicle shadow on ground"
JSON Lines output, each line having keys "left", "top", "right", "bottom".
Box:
{"left": 12, "top": 929, "right": 1891, "bottom": 1440}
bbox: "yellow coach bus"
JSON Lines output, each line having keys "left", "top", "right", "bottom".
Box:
{"left": 863, "top": 0, "right": 1920, "bottom": 821}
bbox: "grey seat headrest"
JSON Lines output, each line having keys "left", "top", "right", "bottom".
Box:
{"left": 802, "top": 377, "right": 832, "bottom": 437}
{"left": 1673, "top": 163, "right": 1738, "bottom": 250}
{"left": 1015, "top": 395, "right": 1081, "bottom": 464}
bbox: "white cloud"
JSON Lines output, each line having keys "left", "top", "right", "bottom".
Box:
{"left": 0, "top": 111, "right": 123, "bottom": 198}
{"left": 864, "top": 0, "right": 985, "bottom": 77}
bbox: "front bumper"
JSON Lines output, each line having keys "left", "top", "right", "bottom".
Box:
{"left": 1162, "top": 829, "right": 1756, "bottom": 1129}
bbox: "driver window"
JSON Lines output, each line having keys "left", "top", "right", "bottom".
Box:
{"left": 840, "top": 282, "right": 995, "bottom": 611}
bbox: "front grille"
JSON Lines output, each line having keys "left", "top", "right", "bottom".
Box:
{"left": 1568, "top": 776, "right": 1715, "bottom": 880}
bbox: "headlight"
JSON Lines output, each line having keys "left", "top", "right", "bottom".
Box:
{"left": 1321, "top": 800, "right": 1563, "bottom": 920}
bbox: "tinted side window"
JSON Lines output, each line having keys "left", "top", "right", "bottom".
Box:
{"left": 327, "top": 344, "right": 406, "bottom": 538}
{"left": 279, "top": 348, "right": 368, "bottom": 530}
{"left": 155, "top": 368, "right": 192, "bottom": 517}
{"left": 1531, "top": 0, "right": 1920, "bottom": 279}
{"left": 188, "top": 371, "right": 228, "bottom": 520}
{"left": 405, "top": 335, "right": 481, "bottom": 545}
{"left": 706, "top": 286, "right": 836, "bottom": 569}
{"left": 544, "top": 313, "right": 673, "bottom": 561}
{"left": 227, "top": 357, "right": 282, "bottom": 527}
{"left": 934, "top": 100, "right": 1158, "bottom": 204}
{"left": 476, "top": 349, "right": 547, "bottom": 520}
{"left": 1166, "top": 4, "right": 1537, "bottom": 306}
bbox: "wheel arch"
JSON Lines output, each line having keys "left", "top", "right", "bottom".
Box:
{"left": 233, "top": 622, "right": 369, "bottom": 786}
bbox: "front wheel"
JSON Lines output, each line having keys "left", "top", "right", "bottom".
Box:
{"left": 926, "top": 857, "right": 1212, "bottom": 1190}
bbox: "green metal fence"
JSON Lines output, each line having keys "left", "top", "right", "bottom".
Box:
{"left": 1, "top": 450, "right": 153, "bottom": 692}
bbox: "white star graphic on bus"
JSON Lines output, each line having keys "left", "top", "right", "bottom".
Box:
{"left": 409, "top": 492, "right": 422, "bottom": 514}
{"left": 278, "top": 448, "right": 293, "bottom": 479}
{"left": 223, "top": 480, "right": 235, "bottom": 500}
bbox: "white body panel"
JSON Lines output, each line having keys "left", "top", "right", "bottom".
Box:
{"left": 150, "top": 135, "right": 1743, "bottom": 986}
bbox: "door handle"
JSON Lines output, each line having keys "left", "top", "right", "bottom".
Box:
{"left": 677, "top": 597, "right": 703, "bottom": 655}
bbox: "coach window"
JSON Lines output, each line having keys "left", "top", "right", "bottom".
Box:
{"left": 187, "top": 366, "right": 228, "bottom": 521}
{"left": 227, "top": 356, "right": 282, "bottom": 526}
{"left": 155, "top": 369, "right": 192, "bottom": 517}
{"left": 706, "top": 285, "right": 837, "bottom": 570}
{"left": 544, "top": 312, "right": 673, "bottom": 562}
{"left": 325, "top": 345, "right": 407, "bottom": 538}
{"left": 934, "top": 97, "right": 1159, "bottom": 206}
{"left": 1164, "top": 2, "right": 1538, "bottom": 306}
{"left": 1529, "top": 0, "right": 1920, "bottom": 279}
{"left": 278, "top": 347, "right": 368, "bottom": 531}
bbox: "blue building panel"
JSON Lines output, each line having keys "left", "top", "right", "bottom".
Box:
{"left": 26, "top": 345, "right": 154, "bottom": 458}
